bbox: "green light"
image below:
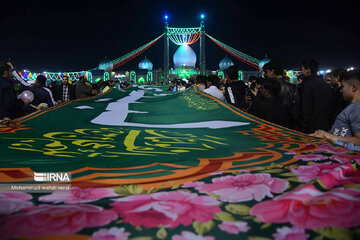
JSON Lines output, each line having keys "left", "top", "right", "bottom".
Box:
{"left": 130, "top": 71, "right": 136, "bottom": 83}
{"left": 87, "top": 72, "right": 93, "bottom": 82}
{"left": 178, "top": 69, "right": 191, "bottom": 79}
{"left": 167, "top": 27, "right": 201, "bottom": 35}
{"left": 104, "top": 72, "right": 110, "bottom": 81}
{"left": 138, "top": 77, "right": 145, "bottom": 83}
{"left": 147, "top": 72, "right": 153, "bottom": 82}
{"left": 238, "top": 71, "right": 244, "bottom": 81}
{"left": 218, "top": 71, "right": 224, "bottom": 79}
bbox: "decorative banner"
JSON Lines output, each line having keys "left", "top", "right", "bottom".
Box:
{"left": 207, "top": 34, "right": 261, "bottom": 69}
{"left": 167, "top": 27, "right": 201, "bottom": 45}
{"left": 88, "top": 34, "right": 164, "bottom": 71}
{"left": 0, "top": 85, "right": 359, "bottom": 239}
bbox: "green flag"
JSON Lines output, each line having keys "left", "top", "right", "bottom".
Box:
{"left": 0, "top": 85, "right": 359, "bottom": 240}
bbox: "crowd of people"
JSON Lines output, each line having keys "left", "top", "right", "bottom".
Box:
{"left": 0, "top": 62, "right": 130, "bottom": 122}
{"left": 168, "top": 59, "right": 360, "bottom": 151}
{"left": 1, "top": 59, "right": 359, "bottom": 151}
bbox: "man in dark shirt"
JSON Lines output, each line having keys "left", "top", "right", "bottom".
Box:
{"left": 299, "top": 59, "right": 333, "bottom": 133}
{"left": 224, "top": 65, "right": 247, "bottom": 110}
{"left": 76, "top": 75, "right": 97, "bottom": 99}
{"left": 325, "top": 68, "right": 348, "bottom": 126}
{"left": 253, "top": 78, "right": 290, "bottom": 127}
{"left": 312, "top": 70, "right": 360, "bottom": 146}
{"left": 54, "top": 75, "right": 76, "bottom": 104}
{"left": 24, "top": 75, "right": 55, "bottom": 113}
{"left": 0, "top": 63, "right": 29, "bottom": 120}
{"left": 263, "top": 60, "right": 301, "bottom": 130}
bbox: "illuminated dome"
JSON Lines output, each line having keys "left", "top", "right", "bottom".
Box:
{"left": 138, "top": 57, "right": 153, "bottom": 70}
{"left": 173, "top": 45, "right": 197, "bottom": 68}
{"left": 259, "top": 56, "right": 270, "bottom": 69}
{"left": 99, "top": 57, "right": 113, "bottom": 70}
{"left": 219, "top": 56, "right": 234, "bottom": 70}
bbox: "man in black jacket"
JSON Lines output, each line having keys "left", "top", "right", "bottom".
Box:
{"left": 25, "top": 75, "right": 55, "bottom": 113}
{"left": 299, "top": 59, "right": 333, "bottom": 133}
{"left": 263, "top": 60, "right": 301, "bottom": 130}
{"left": 54, "top": 75, "right": 76, "bottom": 104}
{"left": 325, "top": 68, "right": 348, "bottom": 126}
{"left": 0, "top": 63, "right": 28, "bottom": 120}
{"left": 224, "top": 66, "right": 247, "bottom": 110}
{"left": 253, "top": 79, "right": 291, "bottom": 127}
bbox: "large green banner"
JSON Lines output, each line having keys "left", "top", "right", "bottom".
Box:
{"left": 0, "top": 85, "right": 359, "bottom": 240}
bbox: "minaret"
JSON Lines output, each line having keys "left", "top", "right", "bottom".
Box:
{"left": 200, "top": 15, "right": 206, "bottom": 75}
{"left": 163, "top": 17, "right": 170, "bottom": 83}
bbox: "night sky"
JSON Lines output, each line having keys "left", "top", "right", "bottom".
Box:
{"left": 1, "top": 0, "right": 359, "bottom": 72}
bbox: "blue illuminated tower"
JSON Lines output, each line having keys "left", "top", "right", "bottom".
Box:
{"left": 200, "top": 14, "right": 206, "bottom": 75}
{"left": 163, "top": 15, "right": 170, "bottom": 82}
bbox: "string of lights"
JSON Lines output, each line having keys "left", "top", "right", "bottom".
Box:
{"left": 88, "top": 34, "right": 164, "bottom": 71}
{"left": 167, "top": 27, "right": 201, "bottom": 45}
{"left": 206, "top": 34, "right": 261, "bottom": 69}
{"left": 18, "top": 71, "right": 86, "bottom": 81}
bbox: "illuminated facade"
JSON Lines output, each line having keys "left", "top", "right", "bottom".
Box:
{"left": 219, "top": 56, "right": 234, "bottom": 70}
{"left": 138, "top": 57, "right": 153, "bottom": 70}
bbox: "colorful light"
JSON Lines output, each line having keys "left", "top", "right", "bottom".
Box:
{"left": 18, "top": 70, "right": 87, "bottom": 81}
{"left": 167, "top": 27, "right": 201, "bottom": 45}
